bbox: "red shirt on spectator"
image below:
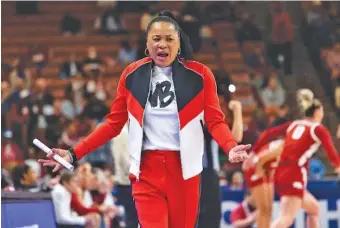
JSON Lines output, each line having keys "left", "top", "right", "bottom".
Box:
{"left": 1, "top": 140, "right": 24, "bottom": 171}
{"left": 230, "top": 199, "right": 256, "bottom": 228}
{"left": 70, "top": 192, "right": 100, "bottom": 216}
{"left": 272, "top": 10, "right": 294, "bottom": 43}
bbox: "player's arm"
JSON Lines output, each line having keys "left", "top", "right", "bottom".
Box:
{"left": 73, "top": 68, "right": 129, "bottom": 159}
{"left": 257, "top": 144, "right": 284, "bottom": 168}
{"left": 314, "top": 125, "right": 340, "bottom": 169}
{"left": 252, "top": 121, "right": 291, "bottom": 152}
{"left": 229, "top": 100, "right": 244, "bottom": 142}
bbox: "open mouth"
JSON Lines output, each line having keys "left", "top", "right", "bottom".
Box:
{"left": 157, "top": 52, "right": 169, "bottom": 57}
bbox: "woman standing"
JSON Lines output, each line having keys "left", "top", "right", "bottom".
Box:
{"left": 39, "top": 10, "right": 250, "bottom": 228}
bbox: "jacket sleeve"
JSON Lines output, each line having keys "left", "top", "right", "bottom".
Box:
{"left": 203, "top": 66, "right": 237, "bottom": 154}
{"left": 74, "top": 68, "right": 129, "bottom": 159}
{"left": 315, "top": 125, "right": 340, "bottom": 168}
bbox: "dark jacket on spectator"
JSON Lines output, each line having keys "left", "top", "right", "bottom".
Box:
{"left": 60, "top": 61, "right": 83, "bottom": 79}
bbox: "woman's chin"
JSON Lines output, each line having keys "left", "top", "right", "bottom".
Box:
{"left": 154, "top": 56, "right": 172, "bottom": 67}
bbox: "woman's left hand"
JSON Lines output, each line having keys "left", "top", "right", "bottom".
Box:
{"left": 229, "top": 144, "right": 251, "bottom": 163}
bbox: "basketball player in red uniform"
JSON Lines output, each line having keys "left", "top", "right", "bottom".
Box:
{"left": 243, "top": 138, "right": 285, "bottom": 228}
{"left": 248, "top": 89, "right": 340, "bottom": 228}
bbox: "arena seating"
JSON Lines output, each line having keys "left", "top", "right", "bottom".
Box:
{"left": 2, "top": 1, "right": 269, "bottom": 130}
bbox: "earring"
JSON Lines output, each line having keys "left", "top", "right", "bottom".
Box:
{"left": 144, "top": 48, "right": 150, "bottom": 57}
{"left": 177, "top": 48, "right": 181, "bottom": 56}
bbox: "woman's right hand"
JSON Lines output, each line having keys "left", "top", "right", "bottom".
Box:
{"left": 38, "top": 148, "right": 72, "bottom": 172}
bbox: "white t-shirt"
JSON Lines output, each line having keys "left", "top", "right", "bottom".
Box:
{"left": 142, "top": 66, "right": 180, "bottom": 151}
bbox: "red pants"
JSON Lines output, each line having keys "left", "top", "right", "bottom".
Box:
{"left": 130, "top": 150, "right": 200, "bottom": 228}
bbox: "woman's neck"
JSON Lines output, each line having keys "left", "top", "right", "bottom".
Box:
{"left": 304, "top": 117, "right": 320, "bottom": 123}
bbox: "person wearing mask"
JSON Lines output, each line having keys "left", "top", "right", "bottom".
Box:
{"left": 198, "top": 100, "right": 243, "bottom": 228}
{"left": 51, "top": 170, "right": 100, "bottom": 228}
{"left": 39, "top": 10, "right": 250, "bottom": 228}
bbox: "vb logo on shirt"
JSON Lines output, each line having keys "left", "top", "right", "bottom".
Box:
{"left": 149, "top": 81, "right": 175, "bottom": 108}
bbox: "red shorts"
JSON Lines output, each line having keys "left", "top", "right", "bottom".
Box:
{"left": 244, "top": 166, "right": 274, "bottom": 189}
{"left": 274, "top": 165, "right": 307, "bottom": 199}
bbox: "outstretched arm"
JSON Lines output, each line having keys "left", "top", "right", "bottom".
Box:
{"left": 252, "top": 121, "right": 291, "bottom": 152}
{"left": 73, "top": 73, "right": 128, "bottom": 159}
{"left": 203, "top": 66, "right": 238, "bottom": 153}
{"left": 315, "top": 125, "right": 340, "bottom": 169}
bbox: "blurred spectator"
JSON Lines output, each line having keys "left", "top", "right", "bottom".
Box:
{"left": 94, "top": 8, "right": 126, "bottom": 35}
{"left": 230, "top": 191, "right": 257, "bottom": 228}
{"left": 83, "top": 47, "right": 105, "bottom": 78}
{"left": 45, "top": 100, "right": 68, "bottom": 146}
{"left": 69, "top": 75, "right": 86, "bottom": 114}
{"left": 242, "top": 44, "right": 265, "bottom": 71}
{"left": 1, "top": 130, "right": 25, "bottom": 172}
{"left": 97, "top": 0, "right": 117, "bottom": 8}
{"left": 11, "top": 164, "right": 39, "bottom": 192}
{"left": 117, "top": 40, "right": 137, "bottom": 65}
{"left": 336, "top": 78, "right": 340, "bottom": 109}
{"left": 51, "top": 170, "right": 100, "bottom": 228}
{"left": 200, "top": 25, "right": 213, "bottom": 40}
{"left": 237, "top": 12, "right": 262, "bottom": 45}
{"left": 261, "top": 75, "right": 286, "bottom": 111}
{"left": 204, "top": 2, "right": 237, "bottom": 24}
{"left": 60, "top": 122, "right": 82, "bottom": 148}
{"left": 82, "top": 95, "right": 109, "bottom": 122}
{"left": 61, "top": 85, "right": 79, "bottom": 121}
{"left": 271, "top": 104, "right": 290, "bottom": 127}
{"left": 326, "top": 44, "right": 340, "bottom": 79}
{"left": 26, "top": 78, "right": 54, "bottom": 142}
{"left": 15, "top": 1, "right": 39, "bottom": 15}
{"left": 113, "top": 123, "right": 139, "bottom": 228}
{"left": 180, "top": 2, "right": 202, "bottom": 53}
{"left": 337, "top": 124, "right": 340, "bottom": 139}
{"left": 140, "top": 5, "right": 158, "bottom": 32}
{"left": 268, "top": 3, "right": 294, "bottom": 76}
{"left": 181, "top": 1, "right": 201, "bottom": 20}
{"left": 9, "top": 58, "right": 32, "bottom": 90}
{"left": 27, "top": 43, "right": 50, "bottom": 77}
{"left": 85, "top": 123, "right": 113, "bottom": 170}
{"left": 136, "top": 37, "right": 147, "bottom": 60}
{"left": 1, "top": 168, "right": 15, "bottom": 191}
{"left": 60, "top": 53, "right": 84, "bottom": 79}
{"left": 227, "top": 171, "right": 244, "bottom": 191}
{"left": 61, "top": 13, "right": 82, "bottom": 36}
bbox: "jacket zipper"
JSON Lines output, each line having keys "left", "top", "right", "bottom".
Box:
{"left": 172, "top": 73, "right": 184, "bottom": 175}
{"left": 137, "top": 68, "right": 153, "bottom": 181}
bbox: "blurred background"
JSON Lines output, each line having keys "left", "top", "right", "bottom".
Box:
{"left": 1, "top": 1, "right": 340, "bottom": 228}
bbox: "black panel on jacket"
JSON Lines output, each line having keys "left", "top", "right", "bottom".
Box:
{"left": 125, "top": 63, "right": 152, "bottom": 108}
{"left": 172, "top": 59, "right": 203, "bottom": 112}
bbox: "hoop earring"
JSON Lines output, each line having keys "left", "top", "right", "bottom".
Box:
{"left": 177, "top": 48, "right": 181, "bottom": 56}
{"left": 144, "top": 48, "right": 150, "bottom": 57}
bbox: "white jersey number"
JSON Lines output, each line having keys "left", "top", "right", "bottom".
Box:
{"left": 292, "top": 125, "right": 306, "bottom": 140}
